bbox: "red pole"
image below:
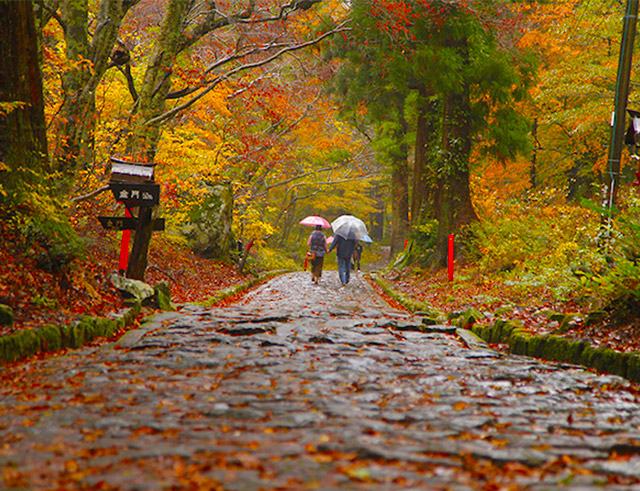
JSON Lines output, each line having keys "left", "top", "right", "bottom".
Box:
{"left": 118, "top": 205, "right": 132, "bottom": 274}
{"left": 447, "top": 234, "right": 454, "bottom": 281}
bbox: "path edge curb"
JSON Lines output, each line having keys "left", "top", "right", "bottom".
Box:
{"left": 0, "top": 281, "right": 181, "bottom": 364}
{"left": 0, "top": 303, "right": 142, "bottom": 364}
{"left": 369, "top": 273, "right": 640, "bottom": 384}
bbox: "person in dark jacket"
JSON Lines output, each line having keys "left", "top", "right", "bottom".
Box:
{"left": 328, "top": 234, "right": 356, "bottom": 285}
{"left": 307, "top": 225, "right": 327, "bottom": 284}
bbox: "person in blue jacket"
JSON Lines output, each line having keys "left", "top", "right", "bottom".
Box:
{"left": 329, "top": 234, "right": 357, "bottom": 285}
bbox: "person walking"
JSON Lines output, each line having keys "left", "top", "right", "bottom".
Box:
{"left": 307, "top": 225, "right": 327, "bottom": 284}
{"left": 329, "top": 234, "right": 357, "bottom": 286}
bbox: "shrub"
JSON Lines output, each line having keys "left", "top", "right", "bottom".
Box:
{"left": 253, "top": 246, "right": 297, "bottom": 272}
{"left": 3, "top": 176, "right": 84, "bottom": 273}
{"left": 22, "top": 213, "right": 85, "bottom": 273}
{"left": 468, "top": 189, "right": 606, "bottom": 301}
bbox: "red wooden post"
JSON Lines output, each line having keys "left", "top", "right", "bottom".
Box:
{"left": 118, "top": 205, "right": 132, "bottom": 274}
{"left": 447, "top": 234, "right": 454, "bottom": 281}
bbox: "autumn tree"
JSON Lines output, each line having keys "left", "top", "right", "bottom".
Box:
{"left": 515, "top": 0, "right": 630, "bottom": 202}
{"left": 40, "top": 0, "right": 140, "bottom": 179}
{"left": 0, "top": 0, "right": 49, "bottom": 201}
{"left": 36, "top": 0, "right": 349, "bottom": 278}
{"left": 40, "top": 0, "right": 343, "bottom": 172}
{"left": 330, "top": 0, "right": 412, "bottom": 255}
{"left": 0, "top": 0, "right": 83, "bottom": 273}
{"left": 335, "top": 0, "right": 533, "bottom": 264}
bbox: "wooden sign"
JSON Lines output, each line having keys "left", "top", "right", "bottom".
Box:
{"left": 110, "top": 182, "right": 160, "bottom": 206}
{"left": 98, "top": 216, "right": 165, "bottom": 231}
{"left": 110, "top": 157, "right": 155, "bottom": 183}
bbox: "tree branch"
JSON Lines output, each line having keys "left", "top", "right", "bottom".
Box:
{"left": 146, "top": 23, "right": 350, "bottom": 126}
{"left": 117, "top": 63, "right": 139, "bottom": 102}
{"left": 70, "top": 184, "right": 110, "bottom": 203}
{"left": 251, "top": 165, "right": 341, "bottom": 199}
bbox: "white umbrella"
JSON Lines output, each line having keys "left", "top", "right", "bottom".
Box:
{"left": 331, "top": 215, "right": 368, "bottom": 240}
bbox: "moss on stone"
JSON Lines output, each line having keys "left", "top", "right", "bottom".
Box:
{"left": 154, "top": 282, "right": 175, "bottom": 311}
{"left": 526, "top": 336, "right": 545, "bottom": 358}
{"left": 582, "top": 347, "right": 623, "bottom": 375}
{"left": 471, "top": 324, "right": 492, "bottom": 343}
{"left": 0, "top": 304, "right": 14, "bottom": 326}
{"left": 544, "top": 335, "right": 569, "bottom": 362}
{"left": 510, "top": 331, "right": 532, "bottom": 355}
{"left": 39, "top": 324, "right": 63, "bottom": 352}
{"left": 626, "top": 354, "right": 640, "bottom": 382}
{"left": 580, "top": 345, "right": 598, "bottom": 367}
{"left": 452, "top": 308, "right": 483, "bottom": 329}
{"left": 466, "top": 310, "right": 638, "bottom": 383}
{"left": 563, "top": 339, "right": 588, "bottom": 364}
{"left": 1, "top": 330, "right": 40, "bottom": 362}
{"left": 1, "top": 302, "right": 141, "bottom": 364}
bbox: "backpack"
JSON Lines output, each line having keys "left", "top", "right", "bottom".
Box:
{"left": 309, "top": 231, "right": 326, "bottom": 255}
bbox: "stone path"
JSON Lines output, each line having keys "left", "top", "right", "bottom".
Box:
{"left": 1, "top": 272, "right": 640, "bottom": 490}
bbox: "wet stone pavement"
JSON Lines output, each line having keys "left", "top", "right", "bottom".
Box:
{"left": 2, "top": 272, "right": 640, "bottom": 490}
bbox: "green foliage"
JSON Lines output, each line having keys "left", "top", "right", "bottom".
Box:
{"left": 468, "top": 188, "right": 640, "bottom": 316}
{"left": 31, "top": 294, "right": 58, "bottom": 309}
{"left": 617, "top": 194, "right": 640, "bottom": 262}
{"left": 2, "top": 167, "right": 84, "bottom": 273}
{"left": 409, "top": 220, "right": 438, "bottom": 265}
{"left": 469, "top": 189, "right": 604, "bottom": 300}
{"left": 20, "top": 212, "right": 85, "bottom": 273}
{"left": 573, "top": 193, "right": 640, "bottom": 318}
{"left": 253, "top": 247, "right": 298, "bottom": 273}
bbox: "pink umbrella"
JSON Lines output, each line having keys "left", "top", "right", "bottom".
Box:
{"left": 299, "top": 215, "right": 331, "bottom": 229}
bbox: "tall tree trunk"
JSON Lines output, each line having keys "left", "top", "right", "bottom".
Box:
{"left": 369, "top": 181, "right": 384, "bottom": 241}
{"left": 390, "top": 106, "right": 410, "bottom": 257}
{"left": 433, "top": 88, "right": 477, "bottom": 266}
{"left": 0, "top": 0, "right": 49, "bottom": 201}
{"left": 57, "top": 0, "right": 137, "bottom": 178}
{"left": 531, "top": 118, "right": 538, "bottom": 188}
{"left": 411, "top": 94, "right": 440, "bottom": 224}
{"left": 411, "top": 93, "right": 428, "bottom": 226}
{"left": 126, "top": 0, "right": 192, "bottom": 160}
{"left": 125, "top": 0, "right": 191, "bottom": 279}
{"left": 279, "top": 191, "right": 298, "bottom": 247}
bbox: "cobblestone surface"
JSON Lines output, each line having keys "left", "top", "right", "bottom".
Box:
{"left": 1, "top": 272, "right": 640, "bottom": 489}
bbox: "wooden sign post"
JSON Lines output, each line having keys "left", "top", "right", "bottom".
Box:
{"left": 98, "top": 157, "right": 164, "bottom": 280}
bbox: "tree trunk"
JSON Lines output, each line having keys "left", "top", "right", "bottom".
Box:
{"left": 57, "top": 0, "right": 137, "bottom": 177}
{"left": 126, "top": 206, "right": 153, "bottom": 280}
{"left": 124, "top": 0, "right": 191, "bottom": 279}
{"left": 390, "top": 108, "right": 410, "bottom": 257}
{"left": 433, "top": 88, "right": 477, "bottom": 266}
{"left": 531, "top": 118, "right": 538, "bottom": 188}
{"left": 411, "top": 94, "right": 439, "bottom": 224}
{"left": 278, "top": 190, "right": 298, "bottom": 247}
{"left": 126, "top": 0, "right": 192, "bottom": 160}
{"left": 369, "top": 181, "right": 384, "bottom": 241}
{"left": 0, "top": 0, "right": 49, "bottom": 199}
